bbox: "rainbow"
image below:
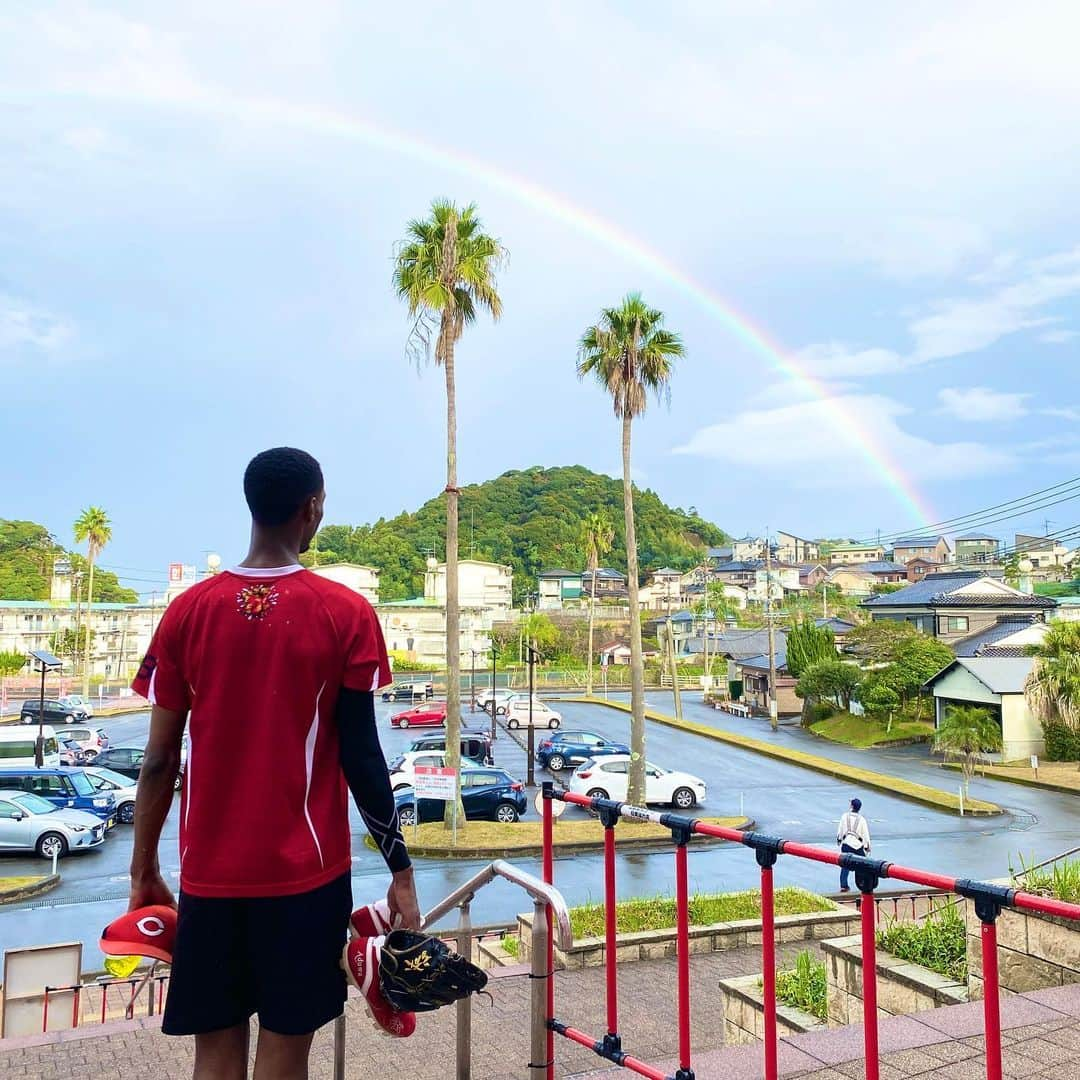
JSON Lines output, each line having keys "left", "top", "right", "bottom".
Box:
{"left": 74, "top": 79, "right": 938, "bottom": 526}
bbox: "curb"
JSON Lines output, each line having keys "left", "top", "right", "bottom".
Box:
{"left": 939, "top": 761, "right": 1079, "bottom": 795}
{"left": 0, "top": 873, "right": 60, "bottom": 904}
{"left": 567, "top": 697, "right": 1002, "bottom": 817}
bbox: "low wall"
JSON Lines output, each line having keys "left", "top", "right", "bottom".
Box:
{"left": 718, "top": 973, "right": 825, "bottom": 1045}
{"left": 517, "top": 909, "right": 860, "bottom": 970}
{"left": 823, "top": 935, "right": 967, "bottom": 1025}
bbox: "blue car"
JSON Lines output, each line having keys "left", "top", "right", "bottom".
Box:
{"left": 0, "top": 767, "right": 117, "bottom": 824}
{"left": 395, "top": 767, "right": 527, "bottom": 826}
{"left": 535, "top": 730, "right": 630, "bottom": 772}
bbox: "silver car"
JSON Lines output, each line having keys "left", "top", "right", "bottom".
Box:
{"left": 0, "top": 789, "right": 107, "bottom": 859}
{"left": 84, "top": 766, "right": 138, "bottom": 825}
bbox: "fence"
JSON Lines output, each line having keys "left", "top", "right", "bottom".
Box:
{"left": 41, "top": 969, "right": 170, "bottom": 1032}
{"left": 539, "top": 783, "right": 1080, "bottom": 1080}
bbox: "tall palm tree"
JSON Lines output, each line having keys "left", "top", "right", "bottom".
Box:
{"left": 578, "top": 293, "right": 684, "bottom": 806}
{"left": 933, "top": 704, "right": 1002, "bottom": 795}
{"left": 73, "top": 507, "right": 111, "bottom": 697}
{"left": 1025, "top": 621, "right": 1080, "bottom": 731}
{"left": 394, "top": 199, "right": 505, "bottom": 828}
{"left": 581, "top": 511, "right": 615, "bottom": 695}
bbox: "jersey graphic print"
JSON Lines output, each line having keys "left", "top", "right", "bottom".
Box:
{"left": 236, "top": 583, "right": 279, "bottom": 621}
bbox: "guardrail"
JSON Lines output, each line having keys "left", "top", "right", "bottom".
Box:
{"left": 539, "top": 783, "right": 1080, "bottom": 1080}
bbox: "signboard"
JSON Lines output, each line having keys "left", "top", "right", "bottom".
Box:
{"left": 2, "top": 941, "right": 83, "bottom": 1038}
{"left": 181, "top": 565, "right": 197, "bottom": 585}
{"left": 168, "top": 563, "right": 184, "bottom": 584}
{"left": 413, "top": 766, "right": 457, "bottom": 800}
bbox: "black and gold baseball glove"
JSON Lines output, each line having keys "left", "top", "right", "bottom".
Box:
{"left": 379, "top": 929, "right": 489, "bottom": 1013}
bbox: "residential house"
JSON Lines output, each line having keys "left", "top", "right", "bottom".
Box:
{"left": 1014, "top": 534, "right": 1076, "bottom": 580}
{"left": 310, "top": 562, "right": 380, "bottom": 603}
{"left": 891, "top": 535, "right": 952, "bottom": 564}
{"left": 924, "top": 658, "right": 1043, "bottom": 760}
{"left": 952, "top": 617, "right": 1047, "bottom": 658}
{"left": 775, "top": 532, "right": 820, "bottom": 564}
{"left": 862, "top": 571, "right": 1056, "bottom": 644}
{"left": 710, "top": 560, "right": 764, "bottom": 589}
{"left": 815, "top": 617, "right": 857, "bottom": 649}
{"left": 598, "top": 639, "right": 659, "bottom": 665}
{"left": 858, "top": 561, "right": 908, "bottom": 584}
{"left": 649, "top": 567, "right": 685, "bottom": 611}
{"left": 905, "top": 557, "right": 939, "bottom": 583}
{"left": 425, "top": 558, "right": 514, "bottom": 620}
{"left": 827, "top": 542, "right": 885, "bottom": 565}
{"left": 376, "top": 597, "right": 492, "bottom": 665}
{"left": 748, "top": 564, "right": 804, "bottom": 603}
{"left": 581, "top": 567, "right": 629, "bottom": 600}
{"left": 954, "top": 533, "right": 1000, "bottom": 565}
{"left": 736, "top": 649, "right": 801, "bottom": 717}
{"left": 826, "top": 567, "right": 878, "bottom": 598}
{"left": 728, "top": 536, "right": 766, "bottom": 562}
{"left": 538, "top": 569, "right": 583, "bottom": 610}
{"left": 798, "top": 564, "right": 830, "bottom": 589}
{"left": 707, "top": 545, "right": 734, "bottom": 565}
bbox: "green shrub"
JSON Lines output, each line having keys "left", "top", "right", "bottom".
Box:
{"left": 809, "top": 701, "right": 835, "bottom": 723}
{"left": 773, "top": 950, "right": 827, "bottom": 1019}
{"left": 1042, "top": 721, "right": 1080, "bottom": 762}
{"left": 1011, "top": 853, "right": 1080, "bottom": 903}
{"left": 876, "top": 901, "right": 966, "bottom": 981}
{"left": 501, "top": 934, "right": 520, "bottom": 958}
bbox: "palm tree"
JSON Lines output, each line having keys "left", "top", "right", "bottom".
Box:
{"left": 73, "top": 507, "right": 112, "bottom": 697}
{"left": 581, "top": 511, "right": 615, "bottom": 696}
{"left": 933, "top": 704, "right": 1002, "bottom": 795}
{"left": 1025, "top": 621, "right": 1080, "bottom": 732}
{"left": 394, "top": 199, "right": 505, "bottom": 828}
{"left": 578, "top": 293, "right": 684, "bottom": 806}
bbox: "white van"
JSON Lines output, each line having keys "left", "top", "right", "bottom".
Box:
{"left": 0, "top": 725, "right": 61, "bottom": 767}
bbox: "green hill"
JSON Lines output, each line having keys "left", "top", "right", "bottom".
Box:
{"left": 312, "top": 465, "right": 728, "bottom": 603}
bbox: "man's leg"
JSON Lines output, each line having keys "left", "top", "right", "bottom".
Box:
{"left": 839, "top": 843, "right": 856, "bottom": 891}
{"left": 193, "top": 1022, "right": 249, "bottom": 1080}
{"left": 253, "top": 1029, "right": 316, "bottom": 1080}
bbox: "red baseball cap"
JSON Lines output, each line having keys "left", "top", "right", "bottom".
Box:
{"left": 100, "top": 905, "right": 177, "bottom": 965}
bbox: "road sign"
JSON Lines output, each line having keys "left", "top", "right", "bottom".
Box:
{"left": 413, "top": 766, "right": 457, "bottom": 800}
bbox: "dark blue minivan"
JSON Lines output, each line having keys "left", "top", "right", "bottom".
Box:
{"left": 0, "top": 767, "right": 117, "bottom": 825}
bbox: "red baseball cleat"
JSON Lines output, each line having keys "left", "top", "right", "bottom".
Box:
{"left": 100, "top": 905, "right": 177, "bottom": 965}
{"left": 343, "top": 936, "right": 416, "bottom": 1038}
{"left": 349, "top": 898, "right": 395, "bottom": 939}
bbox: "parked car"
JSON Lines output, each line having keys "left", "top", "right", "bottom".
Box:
{"left": 395, "top": 767, "right": 527, "bottom": 827}
{"left": 568, "top": 755, "right": 706, "bottom": 810}
{"left": 477, "top": 689, "right": 516, "bottom": 716}
{"left": 84, "top": 766, "right": 139, "bottom": 825}
{"left": 381, "top": 681, "right": 434, "bottom": 702}
{"left": 388, "top": 750, "right": 450, "bottom": 791}
{"left": 0, "top": 767, "right": 117, "bottom": 823}
{"left": 59, "top": 738, "right": 87, "bottom": 767}
{"left": 62, "top": 726, "right": 109, "bottom": 761}
{"left": 59, "top": 694, "right": 95, "bottom": 717}
{"left": 93, "top": 746, "right": 186, "bottom": 792}
{"left": 0, "top": 789, "right": 108, "bottom": 858}
{"left": 536, "top": 730, "right": 630, "bottom": 772}
{"left": 20, "top": 698, "right": 89, "bottom": 725}
{"left": 390, "top": 702, "right": 447, "bottom": 729}
{"left": 504, "top": 695, "right": 561, "bottom": 730}
{"left": 405, "top": 730, "right": 493, "bottom": 765}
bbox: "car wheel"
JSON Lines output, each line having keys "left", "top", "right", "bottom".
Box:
{"left": 547, "top": 754, "right": 566, "bottom": 772}
{"left": 83, "top": 749, "right": 98, "bottom": 762}
{"left": 119, "top": 802, "right": 136, "bottom": 825}
{"left": 173, "top": 773, "right": 183, "bottom": 792}
{"left": 507, "top": 718, "right": 520, "bottom": 729}
{"left": 37, "top": 832, "right": 68, "bottom": 860}
{"left": 548, "top": 718, "right": 560, "bottom": 729}
{"left": 495, "top": 802, "right": 520, "bottom": 824}
{"left": 392, "top": 783, "right": 411, "bottom": 792}
{"left": 672, "top": 786, "right": 696, "bottom": 810}
{"left": 65, "top": 714, "right": 75, "bottom": 723}
{"left": 399, "top": 807, "right": 416, "bottom": 828}
{"left": 399, "top": 718, "right": 409, "bottom": 729}
{"left": 21, "top": 714, "right": 33, "bottom": 725}
{"left": 586, "top": 788, "right": 610, "bottom": 801}
{"left": 496, "top": 706, "right": 507, "bottom": 716}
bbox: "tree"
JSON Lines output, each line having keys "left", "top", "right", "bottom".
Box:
{"left": 582, "top": 511, "right": 615, "bottom": 695}
{"left": 786, "top": 620, "right": 836, "bottom": 678}
{"left": 858, "top": 679, "right": 901, "bottom": 732}
{"left": 578, "top": 294, "right": 684, "bottom": 807}
{"left": 73, "top": 507, "right": 111, "bottom": 698}
{"left": 394, "top": 199, "right": 505, "bottom": 828}
{"left": 0, "top": 651, "right": 27, "bottom": 676}
{"left": 795, "top": 659, "right": 862, "bottom": 712}
{"left": 49, "top": 626, "right": 91, "bottom": 663}
{"left": 1025, "top": 621, "right": 1080, "bottom": 736}
{"left": 845, "top": 620, "right": 921, "bottom": 665}
{"left": 933, "top": 704, "right": 1002, "bottom": 794}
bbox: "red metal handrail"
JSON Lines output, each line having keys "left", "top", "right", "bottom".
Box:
{"left": 540, "top": 785, "right": 1080, "bottom": 1080}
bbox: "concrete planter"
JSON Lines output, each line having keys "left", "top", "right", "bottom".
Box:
{"left": 718, "top": 973, "right": 825, "bottom": 1045}
{"left": 965, "top": 902, "right": 1080, "bottom": 998}
{"left": 823, "top": 935, "right": 967, "bottom": 1025}
{"left": 516, "top": 908, "right": 859, "bottom": 970}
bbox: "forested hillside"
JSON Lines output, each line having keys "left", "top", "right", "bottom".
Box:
{"left": 312, "top": 466, "right": 728, "bottom": 602}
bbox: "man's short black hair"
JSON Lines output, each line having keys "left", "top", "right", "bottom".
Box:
{"left": 244, "top": 447, "right": 324, "bottom": 526}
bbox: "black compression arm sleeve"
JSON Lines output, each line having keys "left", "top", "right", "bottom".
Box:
{"left": 336, "top": 688, "right": 411, "bottom": 874}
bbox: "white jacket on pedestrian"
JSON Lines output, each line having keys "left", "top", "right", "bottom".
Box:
{"left": 837, "top": 811, "right": 870, "bottom": 853}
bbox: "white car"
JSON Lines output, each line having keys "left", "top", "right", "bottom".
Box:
{"left": 84, "top": 766, "right": 138, "bottom": 825}
{"left": 60, "top": 694, "right": 94, "bottom": 717}
{"left": 504, "top": 695, "right": 561, "bottom": 730}
{"left": 568, "top": 754, "right": 706, "bottom": 810}
{"left": 477, "top": 689, "right": 517, "bottom": 716}
{"left": 387, "top": 750, "right": 448, "bottom": 792}
{"left": 0, "top": 789, "right": 107, "bottom": 858}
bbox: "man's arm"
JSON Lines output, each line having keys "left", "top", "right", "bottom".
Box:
{"left": 129, "top": 703, "right": 186, "bottom": 911}
{"left": 336, "top": 688, "right": 420, "bottom": 930}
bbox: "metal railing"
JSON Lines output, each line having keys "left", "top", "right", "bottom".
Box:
{"left": 539, "top": 783, "right": 1080, "bottom": 1080}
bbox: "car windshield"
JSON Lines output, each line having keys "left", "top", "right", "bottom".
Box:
{"left": 12, "top": 792, "right": 56, "bottom": 814}
{"left": 68, "top": 772, "right": 95, "bottom": 795}
{"left": 88, "top": 768, "right": 130, "bottom": 789}
{"left": 646, "top": 762, "right": 667, "bottom": 774}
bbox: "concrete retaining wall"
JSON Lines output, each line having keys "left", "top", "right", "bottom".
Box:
{"left": 718, "top": 973, "right": 825, "bottom": 1045}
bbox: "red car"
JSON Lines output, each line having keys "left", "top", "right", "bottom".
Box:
{"left": 390, "top": 702, "right": 447, "bottom": 729}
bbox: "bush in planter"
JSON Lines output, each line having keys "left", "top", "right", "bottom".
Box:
{"left": 876, "top": 901, "right": 966, "bottom": 981}
{"left": 774, "top": 950, "right": 827, "bottom": 1019}
{"left": 1011, "top": 853, "right": 1080, "bottom": 904}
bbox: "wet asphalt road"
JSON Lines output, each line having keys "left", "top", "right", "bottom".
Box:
{"left": 1, "top": 693, "right": 1076, "bottom": 968}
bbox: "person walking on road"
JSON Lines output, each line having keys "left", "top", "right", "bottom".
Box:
{"left": 128, "top": 447, "right": 420, "bottom": 1079}
{"left": 837, "top": 797, "right": 871, "bottom": 893}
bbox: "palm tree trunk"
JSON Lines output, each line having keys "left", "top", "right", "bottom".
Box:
{"left": 443, "top": 328, "right": 463, "bottom": 830}
{"left": 586, "top": 557, "right": 597, "bottom": 696}
{"left": 82, "top": 554, "right": 95, "bottom": 698}
{"left": 622, "top": 413, "right": 647, "bottom": 808}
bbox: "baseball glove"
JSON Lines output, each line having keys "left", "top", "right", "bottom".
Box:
{"left": 378, "top": 929, "right": 489, "bottom": 1013}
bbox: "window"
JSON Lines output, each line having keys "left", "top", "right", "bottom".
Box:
{"left": 941, "top": 616, "right": 969, "bottom": 633}
{"left": 0, "top": 742, "right": 35, "bottom": 760}
{"left": 0, "top": 801, "right": 21, "bottom": 819}
{"left": 600, "top": 760, "right": 628, "bottom": 774}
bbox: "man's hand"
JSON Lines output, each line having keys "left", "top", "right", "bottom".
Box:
{"left": 387, "top": 867, "right": 421, "bottom": 931}
{"left": 128, "top": 868, "right": 177, "bottom": 912}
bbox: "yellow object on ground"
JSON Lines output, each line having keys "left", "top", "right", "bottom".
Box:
{"left": 103, "top": 954, "right": 143, "bottom": 978}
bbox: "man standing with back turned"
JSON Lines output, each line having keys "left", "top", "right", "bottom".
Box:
{"left": 836, "top": 797, "right": 871, "bottom": 893}
{"left": 129, "top": 447, "right": 420, "bottom": 1079}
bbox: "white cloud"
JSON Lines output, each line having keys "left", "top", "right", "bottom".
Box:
{"left": 1043, "top": 406, "right": 1080, "bottom": 422}
{"left": 847, "top": 217, "right": 990, "bottom": 280}
{"left": 791, "top": 343, "right": 901, "bottom": 379}
{"left": 1038, "top": 329, "right": 1078, "bottom": 344}
{"left": 673, "top": 393, "right": 1014, "bottom": 485}
{"left": 937, "top": 386, "right": 1030, "bottom": 421}
{"left": 0, "top": 295, "right": 73, "bottom": 355}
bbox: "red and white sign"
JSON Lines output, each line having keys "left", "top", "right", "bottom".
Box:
{"left": 412, "top": 766, "right": 457, "bottom": 800}
{"left": 168, "top": 563, "right": 184, "bottom": 584}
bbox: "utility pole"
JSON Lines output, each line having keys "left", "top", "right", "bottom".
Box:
{"left": 665, "top": 615, "right": 683, "bottom": 720}
{"left": 525, "top": 641, "right": 538, "bottom": 787}
{"left": 766, "top": 530, "right": 778, "bottom": 732}
{"left": 490, "top": 650, "right": 497, "bottom": 745}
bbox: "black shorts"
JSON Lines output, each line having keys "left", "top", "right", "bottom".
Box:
{"left": 163, "top": 872, "right": 352, "bottom": 1037}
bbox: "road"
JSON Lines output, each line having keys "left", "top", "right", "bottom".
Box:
{"left": 2, "top": 693, "right": 1076, "bottom": 969}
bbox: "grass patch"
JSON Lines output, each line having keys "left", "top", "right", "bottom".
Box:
{"left": 772, "top": 950, "right": 828, "bottom": 1020}
{"left": 877, "top": 901, "right": 966, "bottom": 981}
{"left": 951, "top": 761, "right": 1080, "bottom": 794}
{"left": 0, "top": 875, "right": 46, "bottom": 893}
{"left": 568, "top": 886, "right": 834, "bottom": 938}
{"left": 1012, "top": 853, "right": 1080, "bottom": 904}
{"left": 810, "top": 712, "right": 934, "bottom": 749}
{"left": 502, "top": 934, "right": 520, "bottom": 958}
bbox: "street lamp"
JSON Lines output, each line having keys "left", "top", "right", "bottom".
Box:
{"left": 29, "top": 649, "right": 62, "bottom": 767}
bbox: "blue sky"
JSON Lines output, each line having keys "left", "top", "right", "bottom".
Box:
{"left": 3, "top": 2, "right": 1078, "bottom": 595}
